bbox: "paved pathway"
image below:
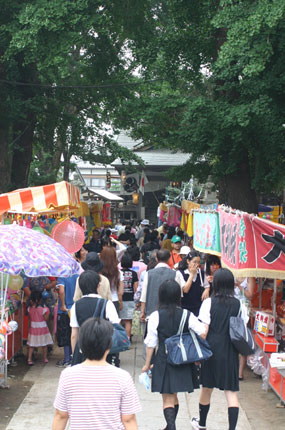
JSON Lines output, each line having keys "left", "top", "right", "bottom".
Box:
{"left": 6, "top": 337, "right": 252, "bottom": 429}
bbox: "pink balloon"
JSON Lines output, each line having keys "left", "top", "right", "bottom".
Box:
{"left": 51, "top": 219, "right": 85, "bottom": 253}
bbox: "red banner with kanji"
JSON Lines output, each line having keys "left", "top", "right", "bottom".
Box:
{"left": 219, "top": 208, "right": 285, "bottom": 279}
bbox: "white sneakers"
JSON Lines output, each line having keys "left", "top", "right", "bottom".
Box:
{"left": 191, "top": 417, "right": 207, "bottom": 430}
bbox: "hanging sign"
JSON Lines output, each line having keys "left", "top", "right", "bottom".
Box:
{"left": 219, "top": 208, "right": 285, "bottom": 279}
{"left": 193, "top": 211, "right": 221, "bottom": 256}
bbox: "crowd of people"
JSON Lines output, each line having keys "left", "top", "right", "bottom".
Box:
{"left": 21, "top": 218, "right": 255, "bottom": 430}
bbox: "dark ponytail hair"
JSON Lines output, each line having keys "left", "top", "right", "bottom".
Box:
{"left": 212, "top": 268, "right": 234, "bottom": 302}
{"left": 176, "top": 256, "right": 188, "bottom": 271}
{"left": 158, "top": 280, "right": 181, "bottom": 315}
{"left": 187, "top": 250, "right": 200, "bottom": 261}
{"left": 30, "top": 290, "right": 42, "bottom": 307}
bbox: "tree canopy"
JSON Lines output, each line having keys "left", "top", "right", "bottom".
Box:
{"left": 112, "top": 0, "right": 285, "bottom": 212}
{"left": 0, "top": 0, "right": 143, "bottom": 192}
{"left": 0, "top": 1, "right": 284, "bottom": 213}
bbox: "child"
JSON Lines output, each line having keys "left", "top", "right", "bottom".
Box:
{"left": 27, "top": 290, "right": 53, "bottom": 365}
{"left": 120, "top": 253, "right": 138, "bottom": 339}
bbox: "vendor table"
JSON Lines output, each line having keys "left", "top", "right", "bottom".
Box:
{"left": 269, "top": 367, "right": 285, "bottom": 405}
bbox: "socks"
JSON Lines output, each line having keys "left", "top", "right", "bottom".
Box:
{"left": 64, "top": 346, "right": 71, "bottom": 363}
{"left": 163, "top": 407, "right": 176, "bottom": 430}
{"left": 163, "top": 404, "right": 179, "bottom": 430}
{"left": 174, "top": 403, "right": 179, "bottom": 418}
{"left": 228, "top": 407, "right": 239, "bottom": 430}
{"left": 199, "top": 403, "right": 210, "bottom": 427}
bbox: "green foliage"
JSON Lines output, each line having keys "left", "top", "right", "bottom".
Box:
{"left": 0, "top": 0, "right": 143, "bottom": 190}
{"left": 113, "top": 0, "right": 285, "bottom": 208}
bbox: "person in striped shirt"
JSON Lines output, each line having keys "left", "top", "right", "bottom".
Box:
{"left": 53, "top": 318, "right": 141, "bottom": 430}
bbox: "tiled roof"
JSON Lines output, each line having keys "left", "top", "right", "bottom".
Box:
{"left": 113, "top": 132, "right": 189, "bottom": 167}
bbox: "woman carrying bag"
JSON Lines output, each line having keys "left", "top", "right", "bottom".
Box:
{"left": 142, "top": 280, "right": 207, "bottom": 430}
{"left": 191, "top": 268, "right": 248, "bottom": 430}
{"left": 70, "top": 271, "right": 121, "bottom": 366}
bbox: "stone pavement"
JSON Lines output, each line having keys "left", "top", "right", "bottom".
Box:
{"left": 6, "top": 336, "right": 252, "bottom": 430}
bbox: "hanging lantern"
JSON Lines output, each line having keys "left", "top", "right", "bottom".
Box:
{"left": 132, "top": 192, "right": 139, "bottom": 205}
{"left": 102, "top": 203, "right": 112, "bottom": 225}
{"left": 106, "top": 171, "right": 111, "bottom": 189}
{"left": 51, "top": 219, "right": 85, "bottom": 253}
{"left": 121, "top": 170, "right": 126, "bottom": 186}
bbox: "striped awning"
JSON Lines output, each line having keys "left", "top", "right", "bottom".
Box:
{"left": 0, "top": 181, "right": 80, "bottom": 214}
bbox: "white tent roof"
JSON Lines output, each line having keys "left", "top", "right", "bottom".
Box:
{"left": 88, "top": 188, "right": 123, "bottom": 201}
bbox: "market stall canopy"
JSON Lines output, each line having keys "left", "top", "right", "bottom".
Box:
{"left": 193, "top": 206, "right": 285, "bottom": 279}
{"left": 0, "top": 181, "right": 80, "bottom": 215}
{"left": 87, "top": 187, "right": 123, "bottom": 202}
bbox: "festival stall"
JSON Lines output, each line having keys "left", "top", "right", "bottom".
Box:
{"left": 0, "top": 181, "right": 84, "bottom": 385}
{"left": 192, "top": 206, "right": 285, "bottom": 404}
{"left": 0, "top": 224, "right": 80, "bottom": 387}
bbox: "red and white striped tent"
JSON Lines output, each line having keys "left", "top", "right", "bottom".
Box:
{"left": 0, "top": 181, "right": 80, "bottom": 215}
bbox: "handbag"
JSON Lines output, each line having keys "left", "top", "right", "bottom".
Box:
{"left": 229, "top": 302, "right": 255, "bottom": 356}
{"left": 72, "top": 297, "right": 108, "bottom": 365}
{"left": 164, "top": 309, "right": 212, "bottom": 366}
{"left": 72, "top": 298, "right": 130, "bottom": 365}
{"left": 95, "top": 299, "right": 130, "bottom": 355}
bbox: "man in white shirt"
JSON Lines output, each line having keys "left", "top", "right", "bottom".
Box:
{"left": 140, "top": 249, "right": 186, "bottom": 322}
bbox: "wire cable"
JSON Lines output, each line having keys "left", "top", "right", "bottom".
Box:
{"left": 0, "top": 77, "right": 162, "bottom": 89}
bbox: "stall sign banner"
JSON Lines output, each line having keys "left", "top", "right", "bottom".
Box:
{"left": 193, "top": 212, "right": 221, "bottom": 256}
{"left": 254, "top": 311, "right": 275, "bottom": 337}
{"left": 219, "top": 209, "right": 285, "bottom": 279}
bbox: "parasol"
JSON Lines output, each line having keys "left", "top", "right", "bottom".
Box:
{"left": 0, "top": 224, "right": 80, "bottom": 278}
{"left": 0, "top": 224, "right": 80, "bottom": 387}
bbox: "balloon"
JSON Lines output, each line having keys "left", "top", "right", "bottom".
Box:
{"left": 42, "top": 290, "right": 49, "bottom": 299}
{"left": 51, "top": 219, "right": 85, "bottom": 253}
{"left": 262, "top": 214, "right": 266, "bottom": 219}
{"left": 4, "top": 218, "right": 11, "bottom": 225}
{"left": 8, "top": 321, "right": 18, "bottom": 332}
{"left": 8, "top": 275, "right": 24, "bottom": 291}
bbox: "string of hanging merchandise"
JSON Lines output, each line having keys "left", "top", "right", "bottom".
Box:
{"left": 172, "top": 176, "right": 203, "bottom": 205}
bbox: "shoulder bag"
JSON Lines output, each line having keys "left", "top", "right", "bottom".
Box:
{"left": 164, "top": 309, "right": 212, "bottom": 366}
{"left": 96, "top": 299, "right": 130, "bottom": 355}
{"left": 229, "top": 302, "right": 255, "bottom": 356}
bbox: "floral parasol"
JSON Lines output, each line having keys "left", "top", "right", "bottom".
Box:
{"left": 0, "top": 224, "right": 80, "bottom": 277}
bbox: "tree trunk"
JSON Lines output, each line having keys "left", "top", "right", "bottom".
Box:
{"left": 0, "top": 129, "right": 12, "bottom": 193}
{"left": 10, "top": 113, "right": 36, "bottom": 190}
{"left": 218, "top": 159, "right": 258, "bottom": 213}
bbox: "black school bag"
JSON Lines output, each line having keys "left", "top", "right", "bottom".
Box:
{"left": 72, "top": 299, "right": 130, "bottom": 365}
{"left": 72, "top": 298, "right": 106, "bottom": 365}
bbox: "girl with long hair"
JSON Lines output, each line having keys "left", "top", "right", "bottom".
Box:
{"left": 176, "top": 250, "right": 209, "bottom": 316}
{"left": 142, "top": 280, "right": 207, "bottom": 430}
{"left": 100, "top": 246, "right": 124, "bottom": 313}
{"left": 202, "top": 254, "right": 222, "bottom": 299}
{"left": 191, "top": 268, "right": 248, "bottom": 430}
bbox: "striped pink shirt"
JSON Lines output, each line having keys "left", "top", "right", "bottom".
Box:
{"left": 54, "top": 364, "right": 141, "bottom": 430}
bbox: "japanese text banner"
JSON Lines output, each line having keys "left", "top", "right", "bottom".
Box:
{"left": 219, "top": 208, "right": 285, "bottom": 279}
{"left": 193, "top": 211, "right": 221, "bottom": 256}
